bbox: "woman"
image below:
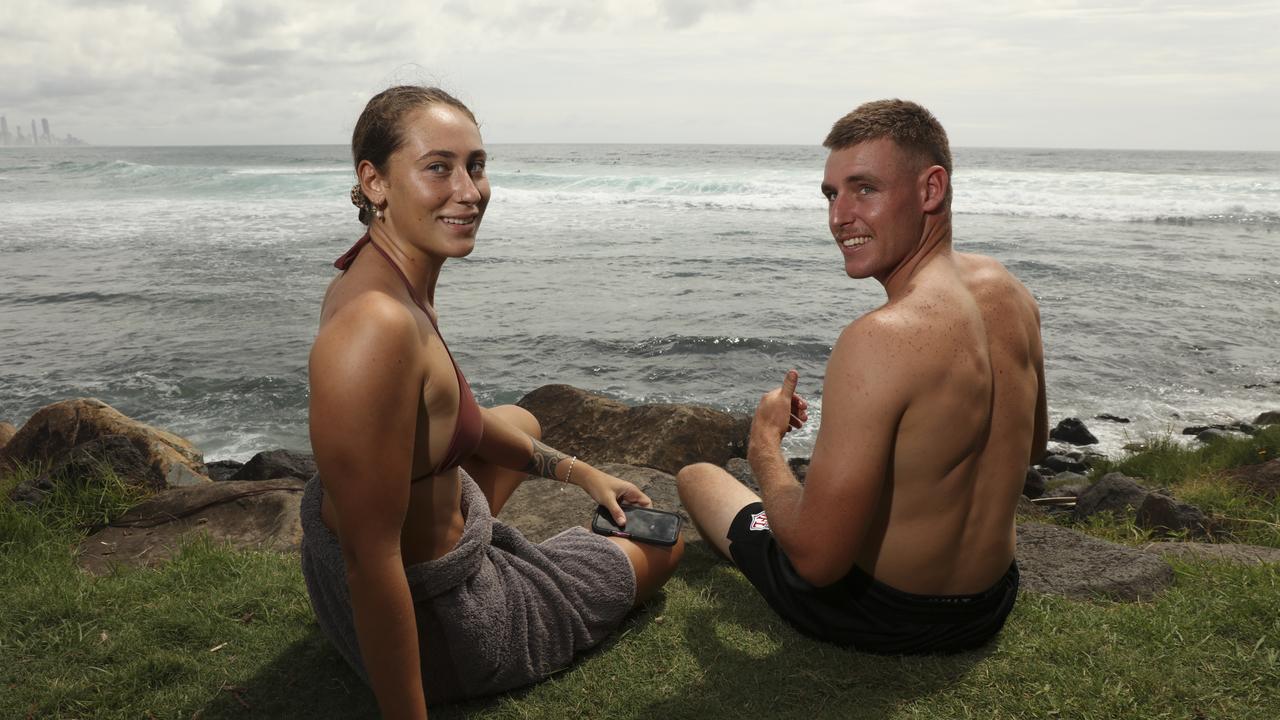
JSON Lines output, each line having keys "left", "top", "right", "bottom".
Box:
{"left": 300, "top": 86, "right": 684, "bottom": 718}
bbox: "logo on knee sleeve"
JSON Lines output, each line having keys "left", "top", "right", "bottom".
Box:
{"left": 749, "top": 510, "right": 770, "bottom": 531}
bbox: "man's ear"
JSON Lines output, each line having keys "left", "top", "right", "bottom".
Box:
{"left": 921, "top": 165, "right": 949, "bottom": 213}
{"left": 357, "top": 160, "right": 386, "bottom": 207}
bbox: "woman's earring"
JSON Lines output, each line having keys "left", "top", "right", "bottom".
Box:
{"left": 376, "top": 206, "right": 385, "bottom": 220}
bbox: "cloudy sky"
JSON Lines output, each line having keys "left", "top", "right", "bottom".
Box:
{"left": 3, "top": 0, "right": 1277, "bottom": 150}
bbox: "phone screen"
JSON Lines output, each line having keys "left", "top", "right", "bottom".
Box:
{"left": 593, "top": 505, "right": 682, "bottom": 545}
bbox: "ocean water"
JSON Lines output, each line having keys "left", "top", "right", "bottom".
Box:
{"left": 1, "top": 144, "right": 1277, "bottom": 461}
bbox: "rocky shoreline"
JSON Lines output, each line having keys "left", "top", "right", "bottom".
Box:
{"left": 2, "top": 388, "right": 1278, "bottom": 602}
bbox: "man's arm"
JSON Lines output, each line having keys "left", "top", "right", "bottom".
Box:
{"left": 750, "top": 318, "right": 906, "bottom": 587}
{"left": 1029, "top": 302, "right": 1049, "bottom": 465}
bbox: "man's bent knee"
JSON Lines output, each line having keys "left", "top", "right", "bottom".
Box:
{"left": 676, "top": 462, "right": 722, "bottom": 491}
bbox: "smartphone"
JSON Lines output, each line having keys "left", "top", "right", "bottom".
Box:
{"left": 591, "top": 504, "right": 683, "bottom": 546}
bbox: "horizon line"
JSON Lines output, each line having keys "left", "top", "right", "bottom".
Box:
{"left": 2, "top": 141, "right": 1277, "bottom": 154}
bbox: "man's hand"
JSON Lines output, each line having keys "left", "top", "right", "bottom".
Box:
{"left": 751, "top": 369, "right": 808, "bottom": 445}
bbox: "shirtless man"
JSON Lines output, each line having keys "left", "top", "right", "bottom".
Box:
{"left": 677, "top": 100, "right": 1047, "bottom": 653}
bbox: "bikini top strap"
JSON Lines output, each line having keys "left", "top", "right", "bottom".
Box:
{"left": 333, "top": 232, "right": 372, "bottom": 272}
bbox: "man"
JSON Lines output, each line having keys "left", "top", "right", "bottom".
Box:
{"left": 677, "top": 100, "right": 1047, "bottom": 654}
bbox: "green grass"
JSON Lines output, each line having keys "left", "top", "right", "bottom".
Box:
{"left": 1074, "top": 424, "right": 1280, "bottom": 548}
{"left": 2, "top": 431, "right": 1279, "bottom": 719}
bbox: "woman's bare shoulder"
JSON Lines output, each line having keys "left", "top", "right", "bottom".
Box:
{"left": 312, "top": 286, "right": 424, "bottom": 380}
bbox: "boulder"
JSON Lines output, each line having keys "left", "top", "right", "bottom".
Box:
{"left": 727, "top": 456, "right": 752, "bottom": 489}
{"left": 1040, "top": 454, "right": 1087, "bottom": 474}
{"left": 0, "top": 421, "right": 16, "bottom": 451}
{"left": 497, "top": 463, "right": 696, "bottom": 543}
{"left": 0, "top": 399, "right": 205, "bottom": 490}
{"left": 1049, "top": 418, "right": 1098, "bottom": 446}
{"left": 1227, "top": 458, "right": 1280, "bottom": 499}
{"left": 76, "top": 478, "right": 305, "bottom": 576}
{"left": 1143, "top": 541, "right": 1280, "bottom": 566}
{"left": 788, "top": 457, "right": 810, "bottom": 483}
{"left": 206, "top": 460, "right": 245, "bottom": 482}
{"left": 1073, "top": 472, "right": 1150, "bottom": 522}
{"left": 1022, "top": 466, "right": 1045, "bottom": 499}
{"left": 1016, "top": 522, "right": 1174, "bottom": 601}
{"left": 1016, "top": 496, "right": 1047, "bottom": 518}
{"left": 1095, "top": 414, "right": 1131, "bottom": 424}
{"left": 1048, "top": 471, "right": 1089, "bottom": 490}
{"left": 1183, "top": 422, "right": 1253, "bottom": 438}
{"left": 517, "top": 384, "right": 749, "bottom": 474}
{"left": 1254, "top": 410, "right": 1280, "bottom": 427}
{"left": 1136, "top": 493, "right": 1210, "bottom": 538}
{"left": 9, "top": 434, "right": 154, "bottom": 507}
{"left": 724, "top": 457, "right": 760, "bottom": 493}
{"left": 228, "top": 449, "right": 316, "bottom": 481}
{"left": 1196, "top": 428, "right": 1238, "bottom": 444}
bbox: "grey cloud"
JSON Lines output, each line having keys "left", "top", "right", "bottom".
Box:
{"left": 659, "top": 0, "right": 757, "bottom": 29}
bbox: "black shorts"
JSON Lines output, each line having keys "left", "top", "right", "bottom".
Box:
{"left": 726, "top": 502, "right": 1019, "bottom": 654}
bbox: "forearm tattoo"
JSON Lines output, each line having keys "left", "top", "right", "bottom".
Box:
{"left": 524, "top": 439, "right": 571, "bottom": 480}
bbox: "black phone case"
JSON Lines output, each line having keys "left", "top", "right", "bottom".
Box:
{"left": 590, "top": 504, "right": 683, "bottom": 546}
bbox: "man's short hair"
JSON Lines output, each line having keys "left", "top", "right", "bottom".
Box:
{"left": 823, "top": 100, "right": 953, "bottom": 198}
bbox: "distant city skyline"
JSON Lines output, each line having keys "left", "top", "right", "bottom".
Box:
{"left": 2, "top": 1, "right": 1277, "bottom": 151}
{"left": 0, "top": 115, "right": 85, "bottom": 146}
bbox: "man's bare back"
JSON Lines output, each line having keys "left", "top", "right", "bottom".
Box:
{"left": 677, "top": 99, "right": 1045, "bottom": 653}
{"left": 847, "top": 250, "right": 1045, "bottom": 595}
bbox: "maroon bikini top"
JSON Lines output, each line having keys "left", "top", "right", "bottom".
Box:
{"left": 335, "top": 233, "right": 484, "bottom": 476}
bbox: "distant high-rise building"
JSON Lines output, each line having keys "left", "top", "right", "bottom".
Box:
{"left": 16, "top": 125, "right": 26, "bottom": 144}
{"left": 32, "top": 119, "right": 38, "bottom": 146}
{"left": 0, "top": 116, "right": 10, "bottom": 145}
{"left": 41, "top": 118, "right": 51, "bottom": 143}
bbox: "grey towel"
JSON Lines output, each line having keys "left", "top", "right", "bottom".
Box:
{"left": 300, "top": 471, "right": 636, "bottom": 703}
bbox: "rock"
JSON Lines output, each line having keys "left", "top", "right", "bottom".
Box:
{"left": 724, "top": 457, "right": 759, "bottom": 492}
{"left": 10, "top": 435, "right": 152, "bottom": 507}
{"left": 1016, "top": 522, "right": 1174, "bottom": 601}
{"left": 1254, "top": 410, "right": 1280, "bottom": 426}
{"left": 0, "top": 399, "right": 205, "bottom": 490}
{"left": 228, "top": 449, "right": 316, "bottom": 481}
{"left": 517, "top": 384, "right": 749, "bottom": 474}
{"left": 1143, "top": 541, "right": 1280, "bottom": 566}
{"left": 1181, "top": 422, "right": 1253, "bottom": 437}
{"left": 1136, "top": 493, "right": 1210, "bottom": 538}
{"left": 1095, "top": 414, "right": 1131, "bottom": 424}
{"left": 1022, "top": 466, "right": 1045, "bottom": 499}
{"left": 1080, "top": 450, "right": 1108, "bottom": 468}
{"left": 1040, "top": 454, "right": 1087, "bottom": 474}
{"left": 0, "top": 421, "right": 16, "bottom": 451}
{"left": 1046, "top": 471, "right": 1089, "bottom": 495}
{"left": 788, "top": 457, "right": 810, "bottom": 483}
{"left": 75, "top": 478, "right": 305, "bottom": 576}
{"left": 1073, "top": 472, "right": 1150, "bottom": 522}
{"left": 206, "top": 460, "right": 245, "bottom": 482}
{"left": 1049, "top": 418, "right": 1098, "bottom": 446}
{"left": 1122, "top": 441, "right": 1149, "bottom": 454}
{"left": 1016, "top": 496, "right": 1047, "bottom": 518}
{"left": 1195, "top": 428, "right": 1236, "bottom": 444}
{"left": 1227, "top": 458, "right": 1280, "bottom": 499}
{"left": 497, "top": 463, "right": 697, "bottom": 544}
